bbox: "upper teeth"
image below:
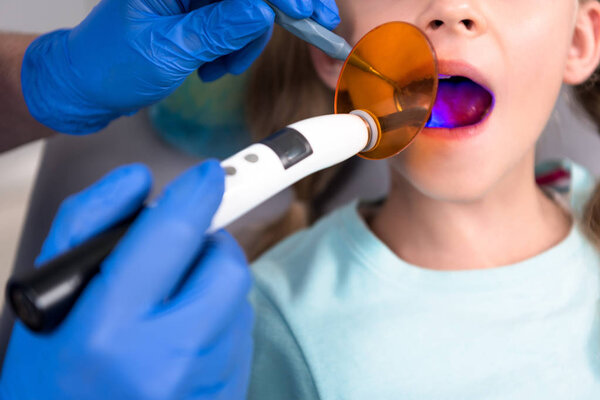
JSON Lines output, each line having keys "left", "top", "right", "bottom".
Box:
{"left": 439, "top": 75, "right": 452, "bottom": 79}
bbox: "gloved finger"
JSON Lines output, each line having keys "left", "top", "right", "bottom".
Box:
{"left": 207, "top": 325, "right": 254, "bottom": 400}
{"left": 211, "top": 332, "right": 254, "bottom": 400}
{"left": 225, "top": 27, "right": 273, "bottom": 75}
{"left": 311, "top": 0, "right": 340, "bottom": 30}
{"left": 140, "top": 0, "right": 187, "bottom": 15}
{"left": 100, "top": 160, "right": 225, "bottom": 315}
{"left": 188, "top": 303, "right": 253, "bottom": 397}
{"left": 197, "top": 27, "right": 272, "bottom": 81}
{"left": 267, "top": 0, "right": 313, "bottom": 20}
{"left": 197, "top": 57, "right": 228, "bottom": 82}
{"left": 177, "top": 0, "right": 234, "bottom": 13}
{"left": 172, "top": 0, "right": 275, "bottom": 64}
{"left": 186, "top": 0, "right": 217, "bottom": 12}
{"left": 36, "top": 164, "right": 152, "bottom": 266}
{"left": 156, "top": 230, "right": 251, "bottom": 346}
{"left": 267, "top": 0, "right": 340, "bottom": 29}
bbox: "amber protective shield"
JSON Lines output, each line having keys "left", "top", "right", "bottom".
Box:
{"left": 335, "top": 22, "right": 438, "bottom": 160}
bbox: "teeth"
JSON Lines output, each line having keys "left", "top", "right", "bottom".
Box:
{"left": 439, "top": 75, "right": 452, "bottom": 79}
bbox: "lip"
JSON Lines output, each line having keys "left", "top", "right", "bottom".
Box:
{"left": 422, "top": 59, "right": 495, "bottom": 140}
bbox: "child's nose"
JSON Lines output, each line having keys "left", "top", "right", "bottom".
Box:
{"left": 416, "top": 0, "right": 488, "bottom": 37}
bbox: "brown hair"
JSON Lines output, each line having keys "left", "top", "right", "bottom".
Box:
{"left": 576, "top": 68, "right": 600, "bottom": 246}
{"left": 245, "top": 15, "right": 600, "bottom": 260}
{"left": 244, "top": 27, "right": 342, "bottom": 260}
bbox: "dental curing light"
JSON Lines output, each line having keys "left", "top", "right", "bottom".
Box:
{"left": 255, "top": 9, "right": 439, "bottom": 158}
{"left": 6, "top": 112, "right": 377, "bottom": 333}
{"left": 7, "top": 22, "right": 437, "bottom": 333}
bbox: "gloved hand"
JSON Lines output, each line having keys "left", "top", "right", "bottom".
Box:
{"left": 21, "top": 0, "right": 340, "bottom": 134}
{"left": 0, "top": 161, "right": 254, "bottom": 400}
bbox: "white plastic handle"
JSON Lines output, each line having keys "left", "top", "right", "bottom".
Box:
{"left": 209, "top": 113, "right": 371, "bottom": 232}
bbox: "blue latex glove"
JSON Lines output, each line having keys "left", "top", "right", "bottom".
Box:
{"left": 0, "top": 161, "right": 254, "bottom": 400}
{"left": 21, "top": 0, "right": 340, "bottom": 134}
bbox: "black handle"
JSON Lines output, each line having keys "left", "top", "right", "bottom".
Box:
{"left": 5, "top": 210, "right": 142, "bottom": 333}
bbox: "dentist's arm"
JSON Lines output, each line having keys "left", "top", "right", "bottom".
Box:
{"left": 0, "top": 33, "right": 53, "bottom": 153}
{"left": 0, "top": 160, "right": 254, "bottom": 399}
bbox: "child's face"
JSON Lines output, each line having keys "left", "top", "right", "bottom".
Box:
{"left": 312, "top": 0, "right": 599, "bottom": 201}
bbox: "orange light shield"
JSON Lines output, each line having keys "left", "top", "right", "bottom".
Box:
{"left": 335, "top": 22, "right": 438, "bottom": 160}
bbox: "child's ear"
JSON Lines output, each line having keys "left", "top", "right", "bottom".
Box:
{"left": 309, "top": 46, "right": 344, "bottom": 89}
{"left": 564, "top": 0, "right": 600, "bottom": 85}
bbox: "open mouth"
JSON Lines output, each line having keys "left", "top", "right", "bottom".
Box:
{"left": 426, "top": 76, "right": 494, "bottom": 129}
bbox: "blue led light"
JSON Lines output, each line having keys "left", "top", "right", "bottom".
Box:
{"left": 425, "top": 102, "right": 454, "bottom": 128}
{"left": 424, "top": 79, "right": 494, "bottom": 129}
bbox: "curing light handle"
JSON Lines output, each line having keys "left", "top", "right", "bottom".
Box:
{"left": 265, "top": 1, "right": 352, "bottom": 61}
{"left": 6, "top": 112, "right": 377, "bottom": 334}
{"left": 6, "top": 211, "right": 141, "bottom": 333}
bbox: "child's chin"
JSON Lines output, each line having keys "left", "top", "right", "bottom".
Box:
{"left": 399, "top": 166, "right": 497, "bottom": 203}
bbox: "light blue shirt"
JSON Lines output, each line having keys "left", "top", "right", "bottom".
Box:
{"left": 249, "top": 161, "right": 600, "bottom": 399}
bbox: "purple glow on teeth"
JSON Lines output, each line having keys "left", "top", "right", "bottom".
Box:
{"left": 426, "top": 76, "right": 493, "bottom": 128}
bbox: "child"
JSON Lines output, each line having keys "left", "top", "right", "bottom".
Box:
{"left": 246, "top": 0, "right": 600, "bottom": 398}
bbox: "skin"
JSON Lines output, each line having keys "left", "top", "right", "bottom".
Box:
{"left": 311, "top": 0, "right": 600, "bottom": 270}
{"left": 0, "top": 33, "right": 54, "bottom": 153}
